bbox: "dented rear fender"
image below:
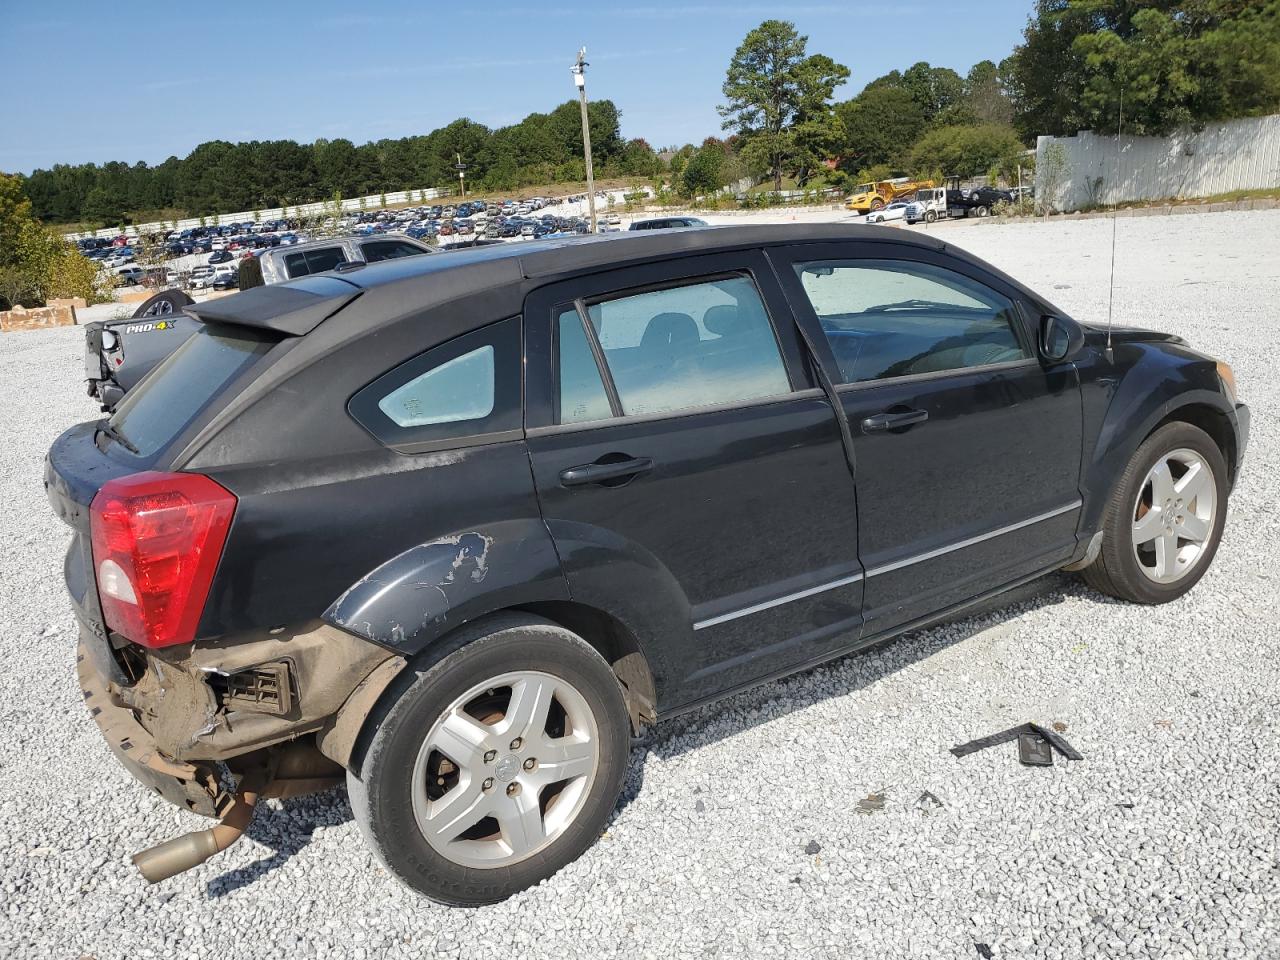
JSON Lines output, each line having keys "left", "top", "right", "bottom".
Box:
{"left": 323, "top": 518, "right": 570, "bottom": 654}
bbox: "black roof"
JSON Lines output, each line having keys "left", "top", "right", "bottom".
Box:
{"left": 184, "top": 225, "right": 964, "bottom": 336}
{"left": 360, "top": 223, "right": 946, "bottom": 287}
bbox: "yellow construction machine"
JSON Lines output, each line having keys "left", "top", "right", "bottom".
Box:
{"left": 844, "top": 177, "right": 935, "bottom": 214}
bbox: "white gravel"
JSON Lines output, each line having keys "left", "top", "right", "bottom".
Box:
{"left": 1, "top": 210, "right": 1277, "bottom": 959}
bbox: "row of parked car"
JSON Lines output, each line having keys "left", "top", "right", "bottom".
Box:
{"left": 73, "top": 190, "right": 626, "bottom": 264}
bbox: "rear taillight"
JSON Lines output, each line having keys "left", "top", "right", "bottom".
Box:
{"left": 89, "top": 471, "right": 236, "bottom": 649}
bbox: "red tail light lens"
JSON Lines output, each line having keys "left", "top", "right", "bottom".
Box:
{"left": 89, "top": 471, "right": 236, "bottom": 649}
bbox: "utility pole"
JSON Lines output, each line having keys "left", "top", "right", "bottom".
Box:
{"left": 571, "top": 47, "right": 598, "bottom": 233}
{"left": 455, "top": 153, "right": 467, "bottom": 198}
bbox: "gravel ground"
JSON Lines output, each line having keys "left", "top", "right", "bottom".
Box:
{"left": 1, "top": 210, "right": 1277, "bottom": 959}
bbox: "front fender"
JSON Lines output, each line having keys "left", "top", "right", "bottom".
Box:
{"left": 323, "top": 518, "right": 569, "bottom": 654}
{"left": 1080, "top": 342, "right": 1234, "bottom": 534}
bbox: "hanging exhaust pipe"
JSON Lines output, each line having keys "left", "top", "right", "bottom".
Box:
{"left": 132, "top": 778, "right": 262, "bottom": 884}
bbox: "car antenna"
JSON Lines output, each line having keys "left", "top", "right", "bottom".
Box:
{"left": 1105, "top": 85, "right": 1124, "bottom": 359}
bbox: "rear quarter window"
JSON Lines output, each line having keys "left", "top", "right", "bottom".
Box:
{"left": 348, "top": 317, "right": 523, "bottom": 452}
{"left": 107, "top": 323, "right": 276, "bottom": 459}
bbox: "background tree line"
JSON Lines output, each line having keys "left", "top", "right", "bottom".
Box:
{"left": 20, "top": 99, "right": 661, "bottom": 226}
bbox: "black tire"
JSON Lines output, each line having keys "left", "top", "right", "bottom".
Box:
{"left": 131, "top": 289, "right": 193, "bottom": 319}
{"left": 1080, "top": 421, "right": 1228, "bottom": 604}
{"left": 346, "top": 613, "right": 630, "bottom": 905}
{"left": 870, "top": 198, "right": 885, "bottom": 211}
{"left": 924, "top": 210, "right": 938, "bottom": 223}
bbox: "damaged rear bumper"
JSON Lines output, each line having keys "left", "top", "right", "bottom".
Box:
{"left": 77, "top": 644, "right": 230, "bottom": 817}
{"left": 76, "top": 621, "right": 405, "bottom": 817}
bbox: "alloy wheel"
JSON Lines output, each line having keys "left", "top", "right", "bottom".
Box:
{"left": 1131, "top": 447, "right": 1217, "bottom": 584}
{"left": 410, "top": 670, "right": 600, "bottom": 868}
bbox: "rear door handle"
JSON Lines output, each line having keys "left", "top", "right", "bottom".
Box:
{"left": 862, "top": 409, "right": 929, "bottom": 433}
{"left": 559, "top": 456, "right": 654, "bottom": 487}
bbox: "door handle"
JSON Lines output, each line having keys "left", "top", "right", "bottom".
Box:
{"left": 559, "top": 456, "right": 654, "bottom": 487}
{"left": 862, "top": 408, "right": 929, "bottom": 433}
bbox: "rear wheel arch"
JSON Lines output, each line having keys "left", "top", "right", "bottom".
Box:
{"left": 514, "top": 600, "right": 657, "bottom": 734}
{"left": 342, "top": 605, "right": 654, "bottom": 779}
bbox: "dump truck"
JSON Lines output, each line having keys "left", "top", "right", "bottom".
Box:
{"left": 844, "top": 178, "right": 935, "bottom": 214}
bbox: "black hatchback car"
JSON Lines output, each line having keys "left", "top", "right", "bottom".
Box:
{"left": 46, "top": 225, "right": 1248, "bottom": 905}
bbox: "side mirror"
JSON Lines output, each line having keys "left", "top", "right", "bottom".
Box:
{"left": 1040, "top": 314, "right": 1085, "bottom": 363}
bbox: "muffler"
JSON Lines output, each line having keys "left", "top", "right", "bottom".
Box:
{"left": 132, "top": 779, "right": 262, "bottom": 883}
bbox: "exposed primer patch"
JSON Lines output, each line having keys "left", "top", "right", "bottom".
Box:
{"left": 435, "top": 532, "right": 492, "bottom": 585}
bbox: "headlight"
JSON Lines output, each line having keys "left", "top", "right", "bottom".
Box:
{"left": 1216, "top": 361, "right": 1238, "bottom": 404}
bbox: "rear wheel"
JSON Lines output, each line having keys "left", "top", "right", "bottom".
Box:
{"left": 347, "top": 614, "right": 630, "bottom": 905}
{"left": 1080, "top": 422, "right": 1227, "bottom": 603}
{"left": 870, "top": 198, "right": 885, "bottom": 211}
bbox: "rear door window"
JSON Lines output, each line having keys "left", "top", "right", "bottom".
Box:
{"left": 556, "top": 307, "right": 613, "bottom": 424}
{"left": 108, "top": 324, "right": 275, "bottom": 459}
{"left": 564, "top": 274, "right": 791, "bottom": 420}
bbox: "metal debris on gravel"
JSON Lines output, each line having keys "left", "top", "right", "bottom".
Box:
{"left": 1, "top": 210, "right": 1277, "bottom": 959}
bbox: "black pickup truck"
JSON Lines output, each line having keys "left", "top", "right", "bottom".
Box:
{"left": 84, "top": 291, "right": 196, "bottom": 410}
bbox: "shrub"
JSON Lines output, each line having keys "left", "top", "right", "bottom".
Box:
{"left": 909, "top": 124, "right": 1026, "bottom": 181}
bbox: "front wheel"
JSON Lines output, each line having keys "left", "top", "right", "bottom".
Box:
{"left": 1079, "top": 421, "right": 1228, "bottom": 604}
{"left": 870, "top": 198, "right": 885, "bottom": 211}
{"left": 347, "top": 614, "right": 631, "bottom": 905}
{"left": 924, "top": 210, "right": 937, "bottom": 223}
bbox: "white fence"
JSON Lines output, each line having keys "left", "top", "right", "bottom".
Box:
{"left": 1036, "top": 113, "right": 1280, "bottom": 212}
{"left": 65, "top": 186, "right": 454, "bottom": 240}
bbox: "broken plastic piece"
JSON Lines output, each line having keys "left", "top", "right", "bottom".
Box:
{"left": 1017, "top": 732, "right": 1054, "bottom": 766}
{"left": 950, "top": 723, "right": 1083, "bottom": 762}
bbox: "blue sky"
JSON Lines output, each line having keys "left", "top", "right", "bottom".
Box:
{"left": 1, "top": 1, "right": 1034, "bottom": 174}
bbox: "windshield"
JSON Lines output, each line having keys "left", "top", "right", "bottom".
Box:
{"left": 854, "top": 183, "right": 873, "bottom": 195}
{"left": 108, "top": 323, "right": 276, "bottom": 459}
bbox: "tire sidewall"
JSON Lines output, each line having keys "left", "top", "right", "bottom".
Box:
{"left": 349, "top": 617, "right": 630, "bottom": 906}
{"left": 1101, "top": 422, "right": 1229, "bottom": 603}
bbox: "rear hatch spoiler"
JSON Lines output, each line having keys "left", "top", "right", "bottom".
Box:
{"left": 182, "top": 275, "right": 364, "bottom": 336}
